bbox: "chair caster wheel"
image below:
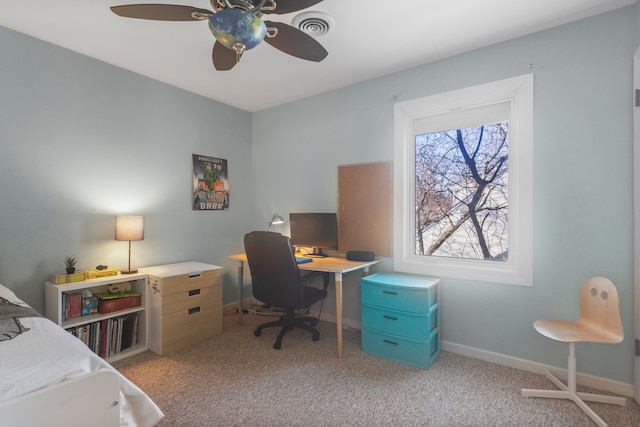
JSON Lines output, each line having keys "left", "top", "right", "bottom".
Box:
{"left": 312, "top": 335, "right": 320, "bottom": 341}
{"left": 254, "top": 329, "right": 261, "bottom": 337}
{"left": 273, "top": 342, "right": 281, "bottom": 349}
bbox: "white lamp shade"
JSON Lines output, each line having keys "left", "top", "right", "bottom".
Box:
{"left": 115, "top": 215, "right": 144, "bottom": 241}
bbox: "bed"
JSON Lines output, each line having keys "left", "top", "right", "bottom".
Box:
{"left": 0, "top": 284, "right": 164, "bottom": 426}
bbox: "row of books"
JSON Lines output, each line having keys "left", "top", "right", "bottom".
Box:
{"left": 66, "top": 314, "right": 139, "bottom": 359}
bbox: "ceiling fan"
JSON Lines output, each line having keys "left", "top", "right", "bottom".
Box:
{"left": 110, "top": 0, "right": 329, "bottom": 71}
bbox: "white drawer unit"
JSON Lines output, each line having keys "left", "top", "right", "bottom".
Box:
{"left": 143, "top": 262, "right": 223, "bottom": 355}
{"left": 361, "top": 272, "right": 441, "bottom": 369}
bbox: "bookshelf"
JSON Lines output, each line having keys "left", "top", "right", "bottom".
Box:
{"left": 45, "top": 272, "right": 149, "bottom": 362}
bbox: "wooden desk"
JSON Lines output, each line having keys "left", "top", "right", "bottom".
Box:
{"left": 227, "top": 253, "right": 379, "bottom": 358}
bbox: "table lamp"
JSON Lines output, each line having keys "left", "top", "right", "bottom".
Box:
{"left": 115, "top": 215, "right": 144, "bottom": 274}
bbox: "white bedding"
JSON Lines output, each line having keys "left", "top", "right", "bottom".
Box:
{"left": 0, "top": 284, "right": 163, "bottom": 426}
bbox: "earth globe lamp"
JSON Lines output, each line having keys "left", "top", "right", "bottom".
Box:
{"left": 209, "top": 9, "right": 267, "bottom": 58}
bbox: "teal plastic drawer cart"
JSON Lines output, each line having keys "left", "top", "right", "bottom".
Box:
{"left": 361, "top": 273, "right": 441, "bottom": 369}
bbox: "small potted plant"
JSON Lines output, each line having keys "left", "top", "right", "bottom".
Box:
{"left": 64, "top": 255, "right": 77, "bottom": 274}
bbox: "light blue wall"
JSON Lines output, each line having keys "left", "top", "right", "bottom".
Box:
{"left": 1, "top": 4, "right": 638, "bottom": 386}
{"left": 0, "top": 27, "right": 256, "bottom": 312}
{"left": 252, "top": 6, "right": 638, "bottom": 384}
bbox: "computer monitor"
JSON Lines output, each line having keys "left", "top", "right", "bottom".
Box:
{"left": 289, "top": 213, "right": 338, "bottom": 258}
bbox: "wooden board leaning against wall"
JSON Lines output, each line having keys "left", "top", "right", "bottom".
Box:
{"left": 338, "top": 161, "right": 393, "bottom": 257}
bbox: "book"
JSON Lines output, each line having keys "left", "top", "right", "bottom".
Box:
{"left": 121, "top": 315, "right": 134, "bottom": 351}
{"left": 85, "top": 268, "right": 118, "bottom": 279}
{"left": 50, "top": 271, "right": 86, "bottom": 284}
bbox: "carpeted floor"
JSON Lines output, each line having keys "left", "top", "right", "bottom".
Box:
{"left": 112, "top": 312, "right": 640, "bottom": 426}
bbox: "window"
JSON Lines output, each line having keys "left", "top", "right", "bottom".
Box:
{"left": 393, "top": 75, "right": 533, "bottom": 285}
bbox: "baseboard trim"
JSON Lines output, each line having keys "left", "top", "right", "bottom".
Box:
{"left": 441, "top": 341, "right": 634, "bottom": 398}
{"left": 233, "top": 304, "right": 634, "bottom": 398}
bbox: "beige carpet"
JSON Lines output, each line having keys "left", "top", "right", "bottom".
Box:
{"left": 113, "top": 313, "right": 640, "bottom": 426}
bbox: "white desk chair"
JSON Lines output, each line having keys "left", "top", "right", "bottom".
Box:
{"left": 522, "top": 276, "right": 626, "bottom": 427}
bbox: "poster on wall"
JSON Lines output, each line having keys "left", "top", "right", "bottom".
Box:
{"left": 192, "top": 154, "right": 229, "bottom": 211}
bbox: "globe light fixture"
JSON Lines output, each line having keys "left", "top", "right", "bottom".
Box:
{"left": 209, "top": 8, "right": 267, "bottom": 59}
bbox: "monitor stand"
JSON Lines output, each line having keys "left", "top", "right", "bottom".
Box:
{"left": 307, "top": 248, "right": 329, "bottom": 258}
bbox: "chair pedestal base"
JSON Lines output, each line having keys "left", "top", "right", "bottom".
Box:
{"left": 254, "top": 311, "right": 320, "bottom": 349}
{"left": 522, "top": 344, "right": 626, "bottom": 427}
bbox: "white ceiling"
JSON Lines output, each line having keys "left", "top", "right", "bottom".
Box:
{"left": 0, "top": 0, "right": 636, "bottom": 112}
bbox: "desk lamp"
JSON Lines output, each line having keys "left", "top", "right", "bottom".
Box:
{"left": 268, "top": 213, "right": 284, "bottom": 229}
{"left": 115, "top": 215, "right": 144, "bottom": 274}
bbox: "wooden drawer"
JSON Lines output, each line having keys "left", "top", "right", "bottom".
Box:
{"left": 158, "top": 302, "right": 222, "bottom": 354}
{"left": 160, "top": 283, "right": 221, "bottom": 316}
{"left": 146, "top": 262, "right": 223, "bottom": 355}
{"left": 150, "top": 269, "right": 220, "bottom": 297}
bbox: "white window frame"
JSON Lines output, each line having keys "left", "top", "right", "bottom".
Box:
{"left": 393, "top": 74, "right": 533, "bottom": 286}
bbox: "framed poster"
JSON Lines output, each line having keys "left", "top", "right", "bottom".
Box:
{"left": 192, "top": 154, "right": 229, "bottom": 211}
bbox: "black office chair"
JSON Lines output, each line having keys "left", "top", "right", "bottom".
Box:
{"left": 244, "top": 231, "right": 328, "bottom": 349}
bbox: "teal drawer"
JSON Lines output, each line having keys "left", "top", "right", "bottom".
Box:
{"left": 362, "top": 328, "right": 440, "bottom": 369}
{"left": 361, "top": 303, "right": 439, "bottom": 341}
{"left": 361, "top": 274, "right": 438, "bottom": 314}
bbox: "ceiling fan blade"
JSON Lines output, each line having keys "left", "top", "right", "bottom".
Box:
{"left": 262, "top": 0, "right": 324, "bottom": 15}
{"left": 263, "top": 21, "right": 327, "bottom": 62}
{"left": 212, "top": 41, "right": 238, "bottom": 71}
{"left": 110, "top": 4, "right": 212, "bottom": 21}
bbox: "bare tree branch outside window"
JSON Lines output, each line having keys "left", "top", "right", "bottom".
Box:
{"left": 415, "top": 122, "right": 509, "bottom": 261}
